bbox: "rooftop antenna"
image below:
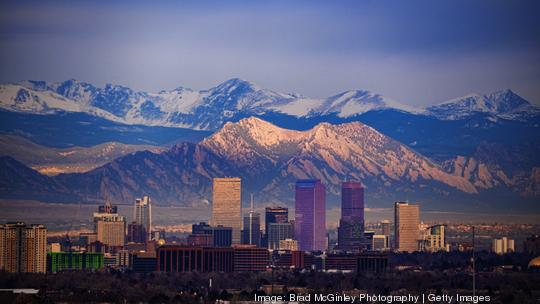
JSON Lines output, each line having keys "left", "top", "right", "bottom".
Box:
{"left": 250, "top": 193, "right": 254, "bottom": 212}
{"left": 104, "top": 191, "right": 111, "bottom": 207}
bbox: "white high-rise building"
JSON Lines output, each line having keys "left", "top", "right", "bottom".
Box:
{"left": 134, "top": 196, "right": 152, "bottom": 241}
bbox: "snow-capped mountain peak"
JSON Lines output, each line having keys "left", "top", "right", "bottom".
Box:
{"left": 312, "top": 89, "right": 422, "bottom": 117}
{"left": 1, "top": 78, "right": 538, "bottom": 130}
{"left": 209, "top": 78, "right": 262, "bottom": 94}
{"left": 427, "top": 89, "right": 539, "bottom": 120}
{"left": 485, "top": 89, "right": 531, "bottom": 112}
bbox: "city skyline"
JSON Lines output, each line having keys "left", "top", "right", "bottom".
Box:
{"left": 1, "top": 174, "right": 539, "bottom": 303}
{"left": 1, "top": 1, "right": 539, "bottom": 302}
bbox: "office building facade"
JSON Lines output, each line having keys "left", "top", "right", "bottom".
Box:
{"left": 187, "top": 233, "right": 213, "bottom": 247}
{"left": 265, "top": 207, "right": 288, "bottom": 235}
{"left": 337, "top": 182, "right": 366, "bottom": 251}
{"left": 204, "top": 226, "right": 233, "bottom": 247}
{"left": 394, "top": 202, "right": 420, "bottom": 252}
{"left": 158, "top": 246, "right": 234, "bottom": 273}
{"left": 212, "top": 178, "right": 242, "bottom": 244}
{"left": 372, "top": 235, "right": 390, "bottom": 251}
{"left": 127, "top": 222, "right": 146, "bottom": 244}
{"left": 492, "top": 237, "right": 515, "bottom": 254}
{"left": 0, "top": 222, "right": 47, "bottom": 273}
{"left": 279, "top": 238, "right": 299, "bottom": 251}
{"left": 242, "top": 211, "right": 261, "bottom": 246}
{"left": 357, "top": 253, "right": 389, "bottom": 273}
{"left": 325, "top": 254, "right": 358, "bottom": 271}
{"left": 267, "top": 222, "right": 294, "bottom": 250}
{"left": 134, "top": 196, "right": 152, "bottom": 241}
{"left": 233, "top": 245, "right": 270, "bottom": 272}
{"left": 295, "top": 179, "right": 326, "bottom": 252}
{"left": 94, "top": 213, "right": 126, "bottom": 247}
{"left": 47, "top": 252, "right": 104, "bottom": 273}
{"left": 422, "top": 224, "right": 448, "bottom": 252}
{"left": 381, "top": 220, "right": 391, "bottom": 236}
{"left": 131, "top": 251, "right": 157, "bottom": 273}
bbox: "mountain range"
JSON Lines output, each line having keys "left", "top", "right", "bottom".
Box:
{"left": 0, "top": 78, "right": 539, "bottom": 211}
{"left": 0, "top": 134, "right": 164, "bottom": 175}
{"left": 2, "top": 78, "right": 539, "bottom": 161}
{"left": 2, "top": 78, "right": 539, "bottom": 131}
{"left": 1, "top": 117, "right": 538, "bottom": 211}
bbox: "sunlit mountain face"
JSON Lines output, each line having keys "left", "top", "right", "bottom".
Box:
{"left": 1, "top": 115, "right": 538, "bottom": 212}
{"left": 1, "top": 79, "right": 539, "bottom": 211}
{"left": 2, "top": 78, "right": 539, "bottom": 158}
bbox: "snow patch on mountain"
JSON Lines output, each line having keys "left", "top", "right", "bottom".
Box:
{"left": 0, "top": 84, "right": 123, "bottom": 122}
{"left": 2, "top": 79, "right": 538, "bottom": 130}
{"left": 428, "top": 89, "right": 540, "bottom": 120}
{"left": 312, "top": 90, "right": 423, "bottom": 117}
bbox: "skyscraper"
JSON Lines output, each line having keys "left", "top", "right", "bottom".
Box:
{"left": 242, "top": 213, "right": 261, "bottom": 246}
{"left": 381, "top": 220, "right": 391, "bottom": 236}
{"left": 264, "top": 206, "right": 288, "bottom": 247}
{"left": 127, "top": 222, "right": 146, "bottom": 243}
{"left": 94, "top": 203, "right": 126, "bottom": 247}
{"left": 394, "top": 202, "right": 420, "bottom": 253}
{"left": 134, "top": 196, "right": 152, "bottom": 241}
{"left": 212, "top": 178, "right": 242, "bottom": 244}
{"left": 265, "top": 207, "right": 288, "bottom": 236}
{"left": 268, "top": 222, "right": 294, "bottom": 250}
{"left": 0, "top": 222, "right": 47, "bottom": 273}
{"left": 294, "top": 179, "right": 326, "bottom": 252}
{"left": 242, "top": 194, "right": 261, "bottom": 246}
{"left": 337, "top": 181, "right": 365, "bottom": 251}
{"left": 422, "top": 224, "right": 448, "bottom": 252}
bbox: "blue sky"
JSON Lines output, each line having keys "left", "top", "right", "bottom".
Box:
{"left": 0, "top": 0, "right": 539, "bottom": 106}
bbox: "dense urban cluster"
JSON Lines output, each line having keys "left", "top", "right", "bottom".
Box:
{"left": 1, "top": 178, "right": 540, "bottom": 303}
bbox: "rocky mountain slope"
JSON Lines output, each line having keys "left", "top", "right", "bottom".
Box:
{"left": 2, "top": 117, "right": 537, "bottom": 210}
{"left": 0, "top": 134, "right": 164, "bottom": 175}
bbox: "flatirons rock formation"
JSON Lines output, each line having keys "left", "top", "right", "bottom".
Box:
{"left": 7, "top": 117, "right": 538, "bottom": 210}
